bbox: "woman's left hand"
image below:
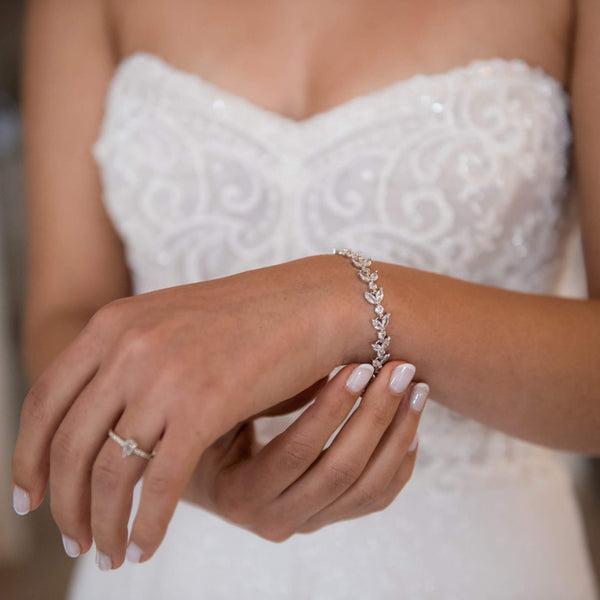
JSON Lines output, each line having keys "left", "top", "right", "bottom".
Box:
{"left": 183, "top": 360, "right": 427, "bottom": 544}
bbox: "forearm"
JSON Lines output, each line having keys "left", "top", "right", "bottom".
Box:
{"left": 322, "top": 253, "right": 600, "bottom": 454}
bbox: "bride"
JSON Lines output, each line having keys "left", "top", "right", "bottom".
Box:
{"left": 12, "top": 0, "right": 600, "bottom": 597}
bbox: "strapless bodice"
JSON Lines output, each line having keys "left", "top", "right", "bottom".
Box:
{"left": 93, "top": 52, "right": 571, "bottom": 295}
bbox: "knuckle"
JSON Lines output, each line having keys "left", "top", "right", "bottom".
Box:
{"left": 22, "top": 379, "right": 50, "bottom": 426}
{"left": 50, "top": 429, "right": 84, "bottom": 471}
{"left": 144, "top": 471, "right": 177, "bottom": 498}
{"left": 278, "top": 435, "right": 315, "bottom": 471}
{"left": 353, "top": 484, "right": 381, "bottom": 510}
{"left": 254, "top": 523, "right": 293, "bottom": 544}
{"left": 371, "top": 494, "right": 397, "bottom": 513}
{"left": 325, "top": 460, "right": 362, "bottom": 494}
{"left": 92, "top": 456, "right": 122, "bottom": 496}
{"left": 214, "top": 486, "right": 253, "bottom": 525}
{"left": 367, "top": 399, "right": 395, "bottom": 429}
{"left": 115, "top": 326, "right": 156, "bottom": 361}
{"left": 87, "top": 300, "right": 125, "bottom": 332}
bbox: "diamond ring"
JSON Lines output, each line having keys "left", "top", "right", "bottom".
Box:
{"left": 108, "top": 429, "right": 156, "bottom": 460}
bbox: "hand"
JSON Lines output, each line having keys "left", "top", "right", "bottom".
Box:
{"left": 11, "top": 255, "right": 353, "bottom": 568}
{"left": 183, "top": 360, "right": 427, "bottom": 543}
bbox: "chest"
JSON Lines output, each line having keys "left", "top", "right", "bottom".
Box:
{"left": 92, "top": 51, "right": 572, "bottom": 296}
{"left": 108, "top": 0, "right": 572, "bottom": 122}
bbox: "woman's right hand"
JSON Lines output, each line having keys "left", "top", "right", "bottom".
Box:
{"left": 182, "top": 360, "right": 428, "bottom": 545}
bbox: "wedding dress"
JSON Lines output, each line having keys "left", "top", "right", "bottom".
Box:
{"left": 67, "top": 52, "right": 599, "bottom": 599}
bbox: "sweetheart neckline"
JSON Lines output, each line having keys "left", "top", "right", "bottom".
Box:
{"left": 112, "top": 51, "right": 569, "bottom": 129}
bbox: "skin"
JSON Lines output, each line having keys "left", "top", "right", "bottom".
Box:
{"left": 11, "top": 0, "right": 600, "bottom": 570}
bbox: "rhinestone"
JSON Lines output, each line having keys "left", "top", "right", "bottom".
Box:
{"left": 122, "top": 439, "right": 137, "bottom": 457}
{"left": 375, "top": 305, "right": 385, "bottom": 316}
{"left": 365, "top": 288, "right": 384, "bottom": 305}
{"left": 352, "top": 257, "right": 371, "bottom": 269}
{"left": 359, "top": 270, "right": 378, "bottom": 283}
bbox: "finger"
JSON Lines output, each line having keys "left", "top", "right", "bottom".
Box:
{"left": 253, "top": 376, "right": 330, "bottom": 418}
{"left": 47, "top": 369, "right": 125, "bottom": 557}
{"left": 256, "top": 360, "right": 416, "bottom": 538}
{"left": 12, "top": 327, "right": 101, "bottom": 513}
{"left": 296, "top": 384, "right": 427, "bottom": 534}
{"left": 127, "top": 422, "right": 204, "bottom": 564}
{"left": 220, "top": 363, "right": 374, "bottom": 515}
{"left": 90, "top": 407, "right": 165, "bottom": 570}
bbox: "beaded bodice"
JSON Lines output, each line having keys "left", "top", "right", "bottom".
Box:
{"left": 93, "top": 52, "right": 573, "bottom": 487}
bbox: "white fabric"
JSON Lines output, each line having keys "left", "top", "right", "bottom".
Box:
{"left": 68, "top": 52, "right": 599, "bottom": 599}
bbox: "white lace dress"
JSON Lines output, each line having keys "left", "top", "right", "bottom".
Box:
{"left": 68, "top": 52, "right": 599, "bottom": 599}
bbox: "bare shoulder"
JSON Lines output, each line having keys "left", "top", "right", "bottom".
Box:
{"left": 569, "top": 0, "right": 600, "bottom": 298}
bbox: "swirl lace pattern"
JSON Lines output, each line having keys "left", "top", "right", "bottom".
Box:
{"left": 92, "top": 52, "right": 573, "bottom": 487}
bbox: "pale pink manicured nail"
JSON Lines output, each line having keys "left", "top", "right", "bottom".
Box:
{"left": 346, "top": 364, "right": 375, "bottom": 393}
{"left": 12, "top": 486, "right": 30, "bottom": 516}
{"left": 389, "top": 363, "right": 416, "bottom": 394}
{"left": 95, "top": 550, "right": 111, "bottom": 571}
{"left": 62, "top": 534, "right": 80, "bottom": 558}
{"left": 409, "top": 382, "right": 429, "bottom": 413}
{"left": 409, "top": 433, "right": 419, "bottom": 452}
{"left": 126, "top": 542, "right": 143, "bottom": 564}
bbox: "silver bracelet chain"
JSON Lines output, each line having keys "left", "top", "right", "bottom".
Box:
{"left": 332, "top": 248, "right": 391, "bottom": 378}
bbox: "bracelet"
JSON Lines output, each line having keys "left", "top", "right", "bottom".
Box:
{"left": 332, "top": 248, "right": 391, "bottom": 378}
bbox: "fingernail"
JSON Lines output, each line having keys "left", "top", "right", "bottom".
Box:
{"left": 62, "top": 534, "right": 80, "bottom": 558}
{"left": 346, "top": 363, "right": 375, "bottom": 393}
{"left": 409, "top": 383, "right": 429, "bottom": 413}
{"left": 389, "top": 363, "right": 416, "bottom": 394}
{"left": 95, "top": 550, "right": 111, "bottom": 571}
{"left": 126, "top": 542, "right": 143, "bottom": 564}
{"left": 409, "top": 433, "right": 419, "bottom": 452}
{"left": 12, "top": 486, "right": 30, "bottom": 516}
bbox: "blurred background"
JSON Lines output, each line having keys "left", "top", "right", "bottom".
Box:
{"left": 0, "top": 1, "right": 599, "bottom": 599}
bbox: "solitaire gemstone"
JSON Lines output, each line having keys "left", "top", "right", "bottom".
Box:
{"left": 122, "top": 439, "right": 138, "bottom": 457}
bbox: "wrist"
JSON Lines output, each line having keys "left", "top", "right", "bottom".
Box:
{"left": 309, "top": 252, "right": 385, "bottom": 367}
{"left": 327, "top": 251, "right": 412, "bottom": 369}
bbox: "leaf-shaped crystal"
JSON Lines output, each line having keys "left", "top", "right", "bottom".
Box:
{"left": 371, "top": 337, "right": 390, "bottom": 353}
{"left": 352, "top": 257, "right": 371, "bottom": 269}
{"left": 359, "top": 270, "right": 378, "bottom": 283}
{"left": 364, "top": 288, "right": 384, "bottom": 305}
{"left": 372, "top": 313, "right": 391, "bottom": 331}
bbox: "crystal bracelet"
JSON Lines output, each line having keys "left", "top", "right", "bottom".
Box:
{"left": 332, "top": 248, "right": 391, "bottom": 379}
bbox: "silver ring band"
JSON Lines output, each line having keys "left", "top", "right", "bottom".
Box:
{"left": 108, "top": 429, "right": 156, "bottom": 460}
